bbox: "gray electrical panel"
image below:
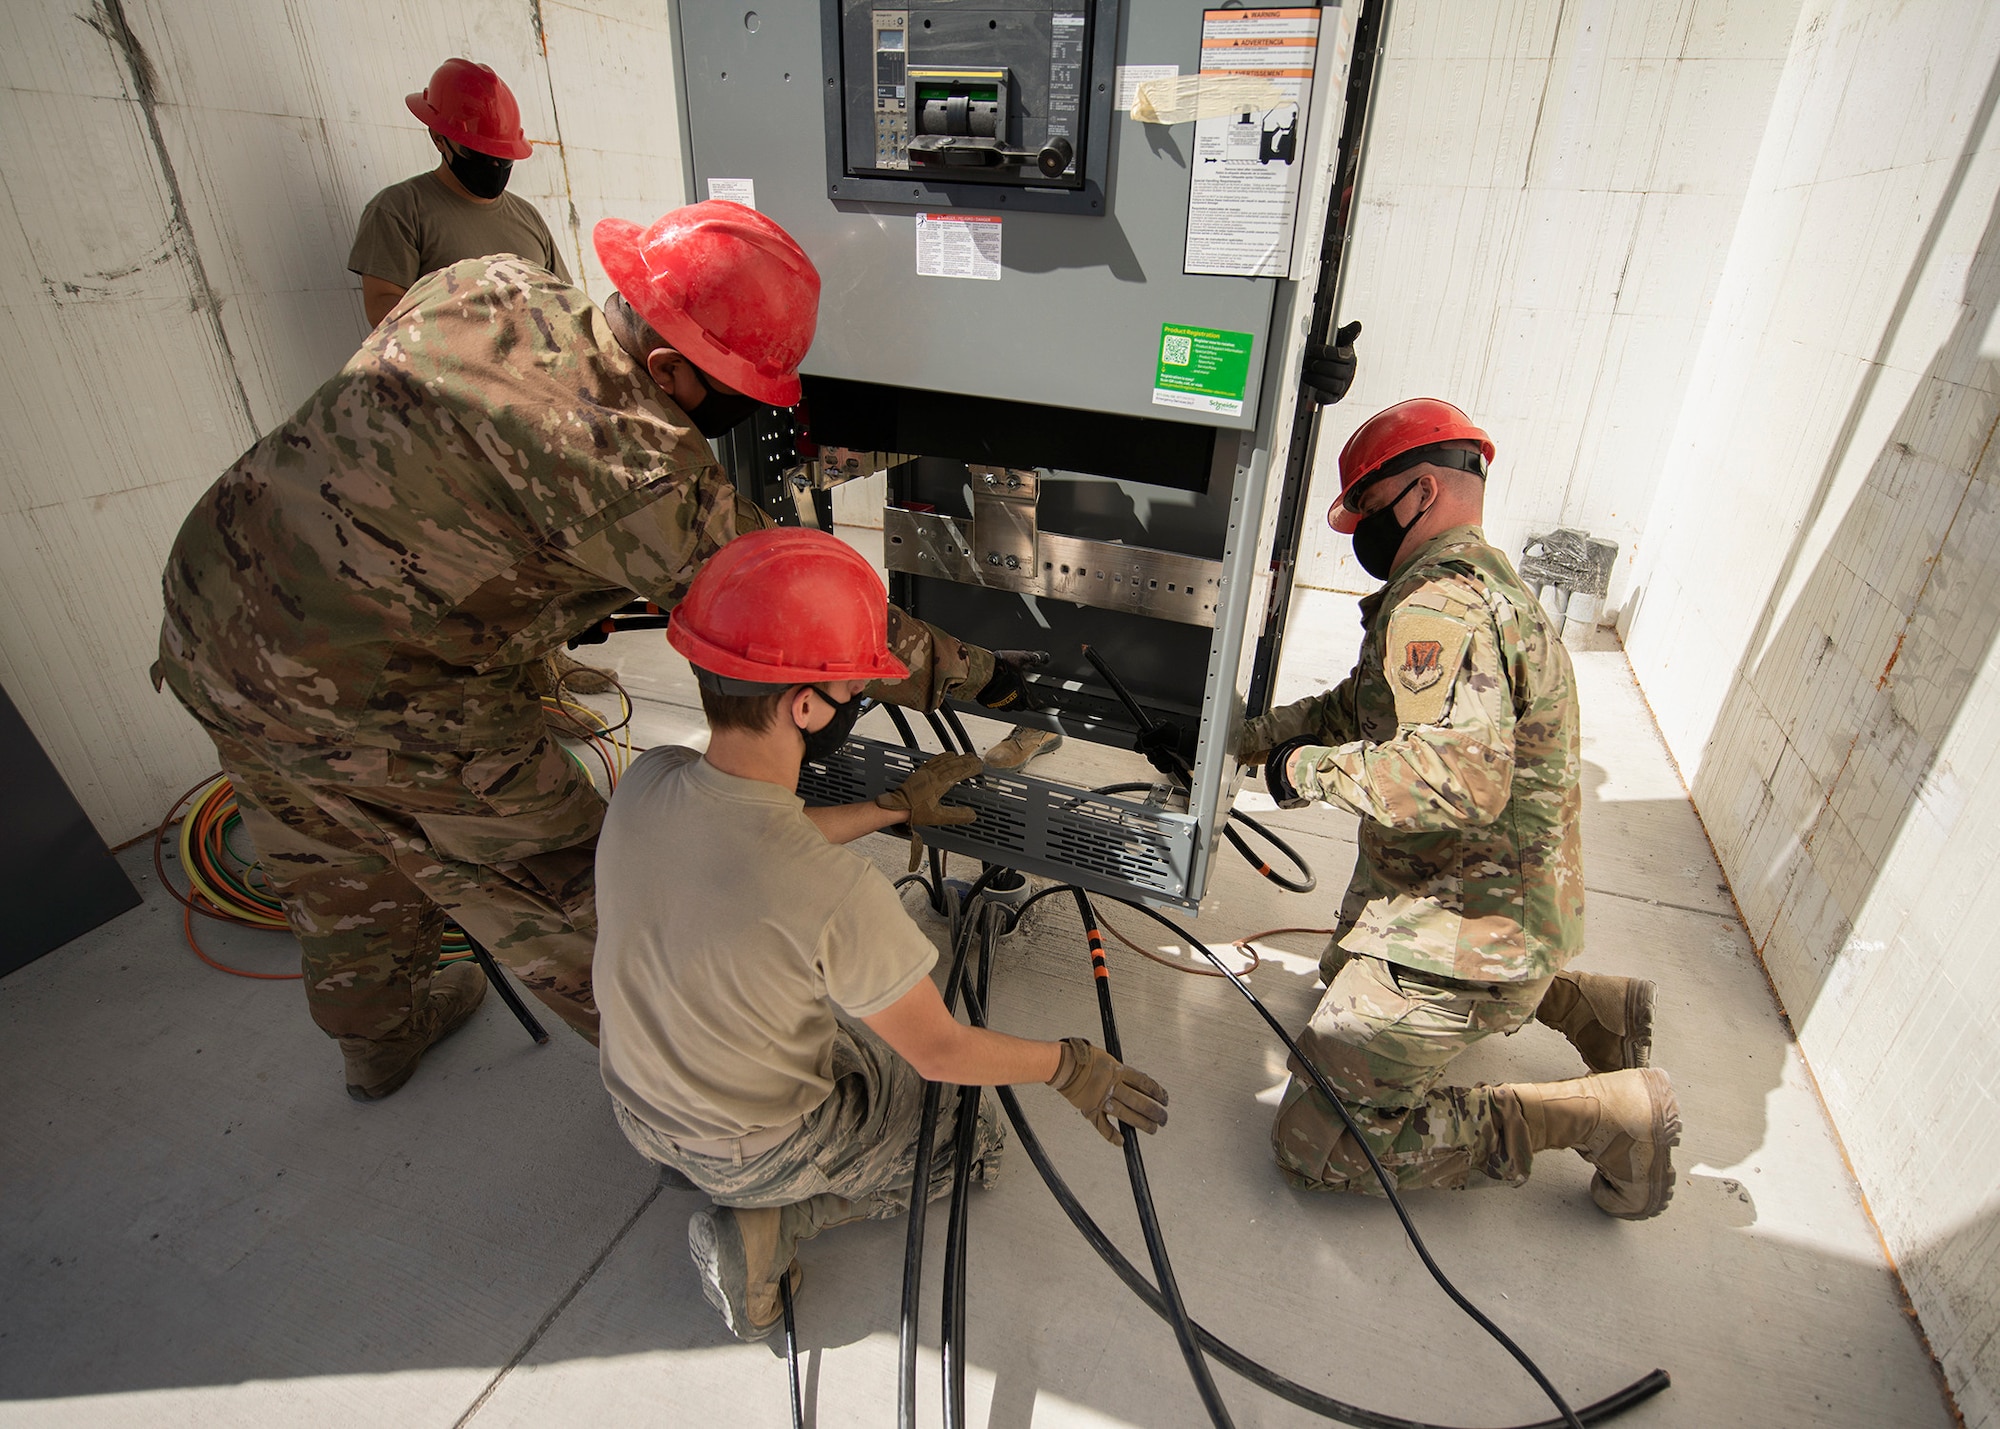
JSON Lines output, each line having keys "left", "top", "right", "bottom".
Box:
{"left": 672, "top": 0, "right": 1352, "bottom": 908}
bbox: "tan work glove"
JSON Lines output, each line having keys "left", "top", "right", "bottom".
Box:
{"left": 876, "top": 751, "right": 982, "bottom": 870}
{"left": 1049, "top": 1037, "right": 1169, "bottom": 1146}
{"left": 1229, "top": 716, "right": 1271, "bottom": 773}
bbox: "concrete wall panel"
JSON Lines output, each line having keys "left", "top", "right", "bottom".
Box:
{"left": 1622, "top": 2, "right": 2000, "bottom": 1417}
{"left": 1287, "top": 0, "right": 1797, "bottom": 650}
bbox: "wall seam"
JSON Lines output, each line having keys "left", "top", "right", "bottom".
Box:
{"left": 529, "top": 0, "right": 590, "bottom": 298}
{"left": 82, "top": 0, "right": 257, "bottom": 438}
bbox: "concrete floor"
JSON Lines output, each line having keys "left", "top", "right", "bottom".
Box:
{"left": 0, "top": 567, "right": 1957, "bottom": 1428}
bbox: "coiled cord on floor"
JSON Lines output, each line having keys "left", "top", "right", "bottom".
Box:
{"left": 1092, "top": 891, "right": 1612, "bottom": 1429}
{"left": 153, "top": 687, "right": 629, "bottom": 980}
{"left": 955, "top": 970, "right": 1667, "bottom": 1429}
{"left": 152, "top": 774, "right": 478, "bottom": 978}
{"left": 966, "top": 884, "right": 1666, "bottom": 1427}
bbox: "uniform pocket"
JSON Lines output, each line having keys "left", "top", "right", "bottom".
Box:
{"left": 409, "top": 736, "right": 605, "bottom": 865}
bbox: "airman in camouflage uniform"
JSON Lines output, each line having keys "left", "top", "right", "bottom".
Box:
{"left": 1242, "top": 399, "right": 1680, "bottom": 1218}
{"left": 157, "top": 223, "right": 998, "bottom": 1098}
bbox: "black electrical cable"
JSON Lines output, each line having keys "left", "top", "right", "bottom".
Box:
{"left": 929, "top": 844, "right": 949, "bottom": 916}
{"left": 954, "top": 976, "right": 1666, "bottom": 1429}
{"left": 1102, "top": 893, "right": 1598, "bottom": 1429}
{"left": 781, "top": 1271, "right": 803, "bottom": 1429}
{"left": 898, "top": 1095, "right": 945, "bottom": 1429}
{"left": 940, "top": 902, "right": 1000, "bottom": 1429}
{"left": 883, "top": 700, "right": 921, "bottom": 750}
{"left": 924, "top": 709, "right": 961, "bottom": 754}
{"left": 897, "top": 867, "right": 1002, "bottom": 1429}
{"left": 872, "top": 699, "right": 952, "bottom": 915}
{"left": 1221, "top": 810, "right": 1317, "bottom": 893}
{"left": 1080, "top": 644, "right": 1316, "bottom": 892}
{"left": 999, "top": 880, "right": 1075, "bottom": 929}
{"left": 1070, "top": 887, "right": 1235, "bottom": 1428}
{"left": 941, "top": 705, "right": 976, "bottom": 761}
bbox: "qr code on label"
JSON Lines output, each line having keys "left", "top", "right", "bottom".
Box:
{"left": 1161, "top": 333, "right": 1193, "bottom": 366}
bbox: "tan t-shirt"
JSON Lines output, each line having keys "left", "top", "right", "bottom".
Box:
{"left": 347, "top": 171, "right": 570, "bottom": 288}
{"left": 595, "top": 746, "right": 940, "bottom": 1144}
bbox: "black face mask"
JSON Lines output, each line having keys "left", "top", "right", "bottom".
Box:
{"left": 688, "top": 378, "right": 766, "bottom": 438}
{"left": 1350, "top": 476, "right": 1431, "bottom": 581}
{"left": 443, "top": 140, "right": 512, "bottom": 200}
{"left": 799, "top": 688, "right": 865, "bottom": 764}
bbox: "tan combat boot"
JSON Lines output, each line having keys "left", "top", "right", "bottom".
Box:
{"left": 1503, "top": 1068, "right": 1681, "bottom": 1219}
{"left": 1536, "top": 970, "right": 1655, "bottom": 1073}
{"left": 982, "top": 726, "right": 1063, "bottom": 772}
{"left": 339, "top": 960, "right": 488, "bottom": 1102}
{"left": 538, "top": 649, "right": 619, "bottom": 697}
{"left": 688, "top": 1204, "right": 807, "bottom": 1341}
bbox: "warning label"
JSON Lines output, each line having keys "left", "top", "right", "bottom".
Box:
{"left": 916, "top": 213, "right": 1002, "bottom": 281}
{"left": 1184, "top": 7, "right": 1321, "bottom": 278}
{"left": 1152, "top": 322, "right": 1254, "bottom": 417}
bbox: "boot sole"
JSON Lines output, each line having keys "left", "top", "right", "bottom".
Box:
{"left": 689, "top": 1209, "right": 794, "bottom": 1342}
{"left": 982, "top": 729, "right": 1063, "bottom": 771}
{"left": 1592, "top": 1067, "right": 1681, "bottom": 1220}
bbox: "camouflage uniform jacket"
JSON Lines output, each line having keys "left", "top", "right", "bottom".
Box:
{"left": 1240, "top": 526, "right": 1582, "bottom": 983}
{"left": 158, "top": 257, "right": 987, "bottom": 749}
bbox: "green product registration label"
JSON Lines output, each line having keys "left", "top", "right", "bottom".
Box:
{"left": 1152, "top": 323, "right": 1254, "bottom": 417}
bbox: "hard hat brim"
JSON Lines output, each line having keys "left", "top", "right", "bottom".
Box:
{"left": 667, "top": 613, "right": 910, "bottom": 686}
{"left": 406, "top": 92, "right": 534, "bottom": 161}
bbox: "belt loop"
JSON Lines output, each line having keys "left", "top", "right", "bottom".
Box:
{"left": 731, "top": 1139, "right": 744, "bottom": 1167}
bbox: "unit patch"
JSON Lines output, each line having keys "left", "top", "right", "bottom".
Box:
{"left": 1383, "top": 608, "right": 1471, "bottom": 726}
{"left": 1401, "top": 640, "right": 1447, "bottom": 690}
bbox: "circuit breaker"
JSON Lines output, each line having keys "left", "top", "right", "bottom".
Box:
{"left": 824, "top": 2, "right": 1112, "bottom": 212}
{"left": 675, "top": 0, "right": 1353, "bottom": 907}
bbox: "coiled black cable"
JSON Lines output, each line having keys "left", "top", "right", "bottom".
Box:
{"left": 1070, "top": 886, "right": 1235, "bottom": 1427}
{"left": 1222, "top": 808, "right": 1316, "bottom": 892}
{"left": 954, "top": 974, "right": 1667, "bottom": 1429}
{"left": 964, "top": 984, "right": 1662, "bottom": 1424}
{"left": 1100, "top": 892, "right": 1598, "bottom": 1429}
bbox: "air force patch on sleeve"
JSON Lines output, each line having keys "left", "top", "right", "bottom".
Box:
{"left": 1384, "top": 608, "right": 1472, "bottom": 726}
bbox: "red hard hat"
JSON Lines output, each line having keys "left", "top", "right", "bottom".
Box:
{"left": 406, "top": 59, "right": 533, "bottom": 161}
{"left": 668, "top": 529, "right": 908, "bottom": 686}
{"left": 1329, "top": 398, "right": 1495, "bottom": 533}
{"left": 593, "top": 202, "right": 820, "bottom": 406}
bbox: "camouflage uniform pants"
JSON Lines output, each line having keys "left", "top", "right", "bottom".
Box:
{"left": 195, "top": 717, "right": 603, "bottom": 1045}
{"left": 614, "top": 1022, "right": 1005, "bottom": 1239}
{"left": 1272, "top": 952, "right": 1549, "bottom": 1193}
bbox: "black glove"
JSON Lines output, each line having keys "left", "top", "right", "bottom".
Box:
{"left": 1301, "top": 320, "right": 1362, "bottom": 406}
{"left": 974, "top": 653, "right": 1041, "bottom": 712}
{"left": 1265, "top": 735, "right": 1317, "bottom": 806}
{"left": 1134, "top": 721, "right": 1188, "bottom": 782}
